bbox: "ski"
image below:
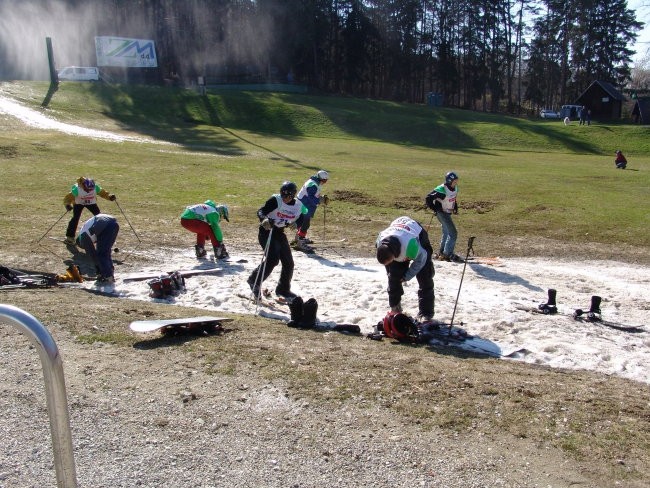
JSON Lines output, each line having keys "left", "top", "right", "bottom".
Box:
{"left": 235, "top": 291, "right": 285, "bottom": 312}
{"left": 122, "top": 268, "right": 221, "bottom": 282}
{"left": 466, "top": 256, "right": 503, "bottom": 266}
{"left": 47, "top": 236, "right": 77, "bottom": 246}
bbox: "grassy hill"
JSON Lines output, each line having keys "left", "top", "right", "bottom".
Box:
{"left": 1, "top": 81, "right": 649, "bottom": 260}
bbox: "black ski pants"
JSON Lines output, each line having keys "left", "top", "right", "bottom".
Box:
{"left": 250, "top": 227, "right": 294, "bottom": 295}
{"left": 385, "top": 228, "right": 435, "bottom": 316}
{"left": 66, "top": 203, "right": 101, "bottom": 238}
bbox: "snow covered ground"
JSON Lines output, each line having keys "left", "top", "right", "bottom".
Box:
{"left": 97, "top": 246, "right": 650, "bottom": 385}
{"left": 2, "top": 92, "right": 648, "bottom": 385}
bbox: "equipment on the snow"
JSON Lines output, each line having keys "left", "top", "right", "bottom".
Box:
{"left": 147, "top": 271, "right": 185, "bottom": 299}
{"left": 280, "top": 181, "right": 298, "bottom": 197}
{"left": 538, "top": 288, "right": 558, "bottom": 314}
{"left": 382, "top": 311, "right": 419, "bottom": 342}
{"left": 123, "top": 268, "right": 220, "bottom": 282}
{"left": 448, "top": 236, "right": 475, "bottom": 335}
{"left": 573, "top": 295, "right": 601, "bottom": 321}
{"left": 129, "top": 316, "right": 233, "bottom": 335}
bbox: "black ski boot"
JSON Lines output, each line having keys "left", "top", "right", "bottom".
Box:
{"left": 300, "top": 298, "right": 318, "bottom": 329}
{"left": 538, "top": 288, "right": 558, "bottom": 314}
{"left": 287, "top": 296, "right": 304, "bottom": 328}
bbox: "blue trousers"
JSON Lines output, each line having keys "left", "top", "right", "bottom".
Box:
{"left": 436, "top": 212, "right": 457, "bottom": 256}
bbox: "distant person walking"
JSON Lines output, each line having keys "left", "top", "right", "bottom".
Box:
{"left": 63, "top": 177, "right": 115, "bottom": 244}
{"left": 425, "top": 171, "right": 462, "bottom": 262}
{"left": 579, "top": 106, "right": 586, "bottom": 125}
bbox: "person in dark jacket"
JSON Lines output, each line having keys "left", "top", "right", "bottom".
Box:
{"left": 76, "top": 214, "right": 119, "bottom": 283}
{"left": 615, "top": 150, "right": 627, "bottom": 169}
{"left": 247, "top": 181, "right": 307, "bottom": 301}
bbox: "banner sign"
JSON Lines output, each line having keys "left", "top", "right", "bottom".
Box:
{"left": 95, "top": 36, "right": 158, "bottom": 68}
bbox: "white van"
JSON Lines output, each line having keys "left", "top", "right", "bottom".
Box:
{"left": 58, "top": 66, "right": 99, "bottom": 82}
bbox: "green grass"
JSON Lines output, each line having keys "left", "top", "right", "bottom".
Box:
{"left": 0, "top": 81, "right": 648, "bottom": 260}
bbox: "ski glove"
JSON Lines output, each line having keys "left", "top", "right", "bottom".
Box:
{"left": 261, "top": 218, "right": 273, "bottom": 231}
{"left": 109, "top": 194, "right": 116, "bottom": 201}
{"left": 65, "top": 204, "right": 73, "bottom": 211}
{"left": 322, "top": 195, "right": 330, "bottom": 206}
{"left": 288, "top": 221, "right": 297, "bottom": 230}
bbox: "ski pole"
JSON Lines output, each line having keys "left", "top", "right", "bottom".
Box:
{"left": 322, "top": 205, "right": 327, "bottom": 241}
{"left": 425, "top": 212, "right": 435, "bottom": 232}
{"left": 448, "top": 236, "right": 475, "bottom": 335}
{"left": 253, "top": 227, "right": 274, "bottom": 314}
{"left": 36, "top": 208, "right": 70, "bottom": 243}
{"left": 114, "top": 199, "right": 142, "bottom": 243}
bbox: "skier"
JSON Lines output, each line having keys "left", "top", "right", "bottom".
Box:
{"left": 180, "top": 200, "right": 230, "bottom": 259}
{"left": 76, "top": 214, "right": 119, "bottom": 284}
{"left": 376, "top": 216, "right": 435, "bottom": 322}
{"left": 247, "top": 181, "right": 307, "bottom": 301}
{"left": 294, "top": 170, "right": 330, "bottom": 250}
{"left": 614, "top": 150, "right": 627, "bottom": 169}
{"left": 63, "top": 177, "right": 116, "bottom": 244}
{"left": 425, "top": 171, "right": 461, "bottom": 262}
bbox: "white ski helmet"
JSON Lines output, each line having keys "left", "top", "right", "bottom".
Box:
{"left": 316, "top": 170, "right": 329, "bottom": 181}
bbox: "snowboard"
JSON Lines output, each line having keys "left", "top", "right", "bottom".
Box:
{"left": 515, "top": 304, "right": 644, "bottom": 333}
{"left": 129, "top": 316, "right": 233, "bottom": 334}
{"left": 123, "top": 268, "right": 221, "bottom": 282}
{"left": 416, "top": 321, "right": 503, "bottom": 357}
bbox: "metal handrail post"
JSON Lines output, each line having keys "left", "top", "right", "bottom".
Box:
{"left": 0, "top": 304, "right": 78, "bottom": 488}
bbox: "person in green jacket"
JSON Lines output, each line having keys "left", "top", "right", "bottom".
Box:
{"left": 180, "top": 200, "right": 230, "bottom": 259}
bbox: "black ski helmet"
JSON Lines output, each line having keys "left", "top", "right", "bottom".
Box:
{"left": 445, "top": 171, "right": 459, "bottom": 184}
{"left": 280, "top": 181, "right": 297, "bottom": 197}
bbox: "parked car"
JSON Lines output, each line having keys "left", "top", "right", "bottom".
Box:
{"left": 540, "top": 109, "right": 560, "bottom": 119}
{"left": 58, "top": 66, "right": 99, "bottom": 82}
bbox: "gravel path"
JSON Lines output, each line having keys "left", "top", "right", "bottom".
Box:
{"left": 1, "top": 320, "right": 595, "bottom": 488}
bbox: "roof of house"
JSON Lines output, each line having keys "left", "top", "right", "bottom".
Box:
{"left": 577, "top": 80, "right": 625, "bottom": 102}
{"left": 632, "top": 97, "right": 650, "bottom": 124}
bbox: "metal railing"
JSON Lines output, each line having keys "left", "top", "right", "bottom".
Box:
{"left": 0, "top": 304, "right": 78, "bottom": 488}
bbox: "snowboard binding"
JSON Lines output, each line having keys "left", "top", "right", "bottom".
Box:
{"left": 573, "top": 295, "right": 602, "bottom": 322}
{"left": 538, "top": 288, "right": 558, "bottom": 315}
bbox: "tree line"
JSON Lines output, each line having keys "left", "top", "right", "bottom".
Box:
{"left": 25, "top": 0, "right": 649, "bottom": 112}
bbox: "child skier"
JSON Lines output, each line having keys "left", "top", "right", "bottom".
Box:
{"left": 376, "top": 216, "right": 435, "bottom": 322}
{"left": 248, "top": 181, "right": 307, "bottom": 301}
{"left": 425, "top": 171, "right": 461, "bottom": 262}
{"left": 294, "top": 170, "right": 329, "bottom": 250}
{"left": 180, "top": 200, "right": 230, "bottom": 260}
{"left": 63, "top": 177, "right": 116, "bottom": 244}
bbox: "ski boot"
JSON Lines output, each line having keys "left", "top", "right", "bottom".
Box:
{"left": 213, "top": 243, "right": 229, "bottom": 260}
{"left": 574, "top": 295, "right": 602, "bottom": 321}
{"left": 287, "top": 296, "right": 304, "bottom": 328}
{"left": 195, "top": 245, "right": 207, "bottom": 258}
{"left": 300, "top": 298, "right": 318, "bottom": 328}
{"left": 538, "top": 288, "right": 558, "bottom": 314}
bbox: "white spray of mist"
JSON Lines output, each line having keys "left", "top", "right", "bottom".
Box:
{"left": 0, "top": 0, "right": 279, "bottom": 82}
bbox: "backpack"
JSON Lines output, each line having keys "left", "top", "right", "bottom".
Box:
{"left": 382, "top": 311, "right": 419, "bottom": 342}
